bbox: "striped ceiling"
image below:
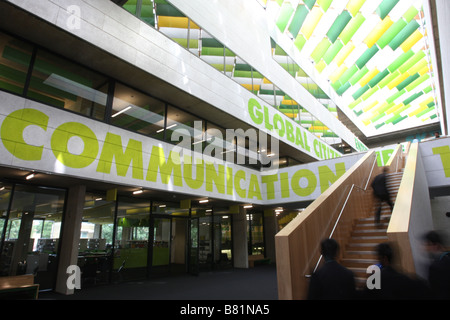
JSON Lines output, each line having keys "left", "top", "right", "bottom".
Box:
{"left": 264, "top": 0, "right": 440, "bottom": 136}
{"left": 122, "top": 0, "right": 440, "bottom": 141}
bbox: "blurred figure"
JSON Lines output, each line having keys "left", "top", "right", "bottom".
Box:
{"left": 423, "top": 231, "right": 450, "bottom": 299}
{"left": 371, "top": 167, "right": 393, "bottom": 225}
{"left": 363, "top": 242, "right": 428, "bottom": 299}
{"left": 307, "top": 238, "right": 356, "bottom": 300}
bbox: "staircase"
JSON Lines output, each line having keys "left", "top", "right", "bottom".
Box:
{"left": 340, "top": 171, "right": 403, "bottom": 287}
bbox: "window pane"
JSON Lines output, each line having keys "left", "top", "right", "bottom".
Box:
{"left": 0, "top": 184, "right": 65, "bottom": 291}
{"left": 111, "top": 83, "right": 166, "bottom": 138}
{"left": 166, "top": 105, "right": 204, "bottom": 150}
{"left": 113, "top": 196, "right": 150, "bottom": 282}
{"left": 78, "top": 192, "right": 115, "bottom": 286}
{"left": 27, "top": 49, "right": 109, "bottom": 120}
{"left": 0, "top": 32, "right": 33, "bottom": 95}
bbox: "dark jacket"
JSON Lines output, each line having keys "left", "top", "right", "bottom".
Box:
{"left": 307, "top": 260, "right": 356, "bottom": 300}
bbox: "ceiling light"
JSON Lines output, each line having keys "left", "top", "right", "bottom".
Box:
{"left": 199, "top": 199, "right": 209, "bottom": 203}
{"left": 133, "top": 189, "right": 143, "bottom": 195}
{"left": 111, "top": 105, "right": 132, "bottom": 118}
{"left": 26, "top": 173, "right": 35, "bottom": 180}
{"left": 243, "top": 205, "right": 253, "bottom": 208}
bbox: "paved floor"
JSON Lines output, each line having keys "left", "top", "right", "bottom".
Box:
{"left": 39, "top": 264, "right": 278, "bottom": 300}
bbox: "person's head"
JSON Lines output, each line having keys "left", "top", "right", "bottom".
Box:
{"left": 377, "top": 242, "right": 393, "bottom": 267}
{"left": 423, "top": 230, "right": 444, "bottom": 254}
{"left": 321, "top": 238, "right": 339, "bottom": 261}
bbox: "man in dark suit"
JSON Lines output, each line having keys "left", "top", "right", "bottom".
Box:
{"left": 371, "top": 167, "right": 393, "bottom": 225}
{"left": 423, "top": 231, "right": 450, "bottom": 299}
{"left": 307, "top": 238, "right": 356, "bottom": 300}
{"left": 363, "top": 242, "right": 430, "bottom": 300}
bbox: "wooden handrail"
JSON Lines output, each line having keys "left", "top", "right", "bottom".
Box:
{"left": 275, "top": 146, "right": 405, "bottom": 300}
{"left": 386, "top": 142, "right": 433, "bottom": 278}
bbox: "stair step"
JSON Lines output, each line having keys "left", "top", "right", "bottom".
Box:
{"left": 344, "top": 251, "right": 377, "bottom": 259}
{"left": 348, "top": 235, "right": 389, "bottom": 243}
{"left": 341, "top": 258, "right": 378, "bottom": 268}
{"left": 351, "top": 230, "right": 387, "bottom": 237}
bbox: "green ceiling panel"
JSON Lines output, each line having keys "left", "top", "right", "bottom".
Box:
{"left": 377, "top": 19, "right": 408, "bottom": 49}
{"left": 311, "top": 38, "right": 332, "bottom": 63}
{"left": 368, "top": 69, "right": 389, "bottom": 87}
{"left": 327, "top": 11, "right": 352, "bottom": 43}
{"left": 323, "top": 40, "right": 343, "bottom": 64}
{"left": 405, "top": 73, "right": 429, "bottom": 91}
{"left": 352, "top": 84, "right": 369, "bottom": 100}
{"left": 387, "top": 50, "right": 414, "bottom": 73}
{"left": 386, "top": 89, "right": 406, "bottom": 104}
{"left": 396, "top": 73, "right": 420, "bottom": 91}
{"left": 388, "top": 20, "right": 420, "bottom": 50}
{"left": 403, "top": 6, "right": 419, "bottom": 22}
{"left": 304, "top": 0, "right": 317, "bottom": 10}
{"left": 288, "top": 5, "right": 309, "bottom": 38}
{"left": 276, "top": 2, "right": 295, "bottom": 32}
{"left": 403, "top": 91, "right": 423, "bottom": 105}
{"left": 376, "top": 0, "right": 400, "bottom": 20}
{"left": 349, "top": 66, "right": 369, "bottom": 86}
{"left": 317, "top": 0, "right": 332, "bottom": 12}
{"left": 339, "top": 13, "right": 366, "bottom": 44}
{"left": 398, "top": 51, "right": 426, "bottom": 73}
{"left": 356, "top": 46, "right": 379, "bottom": 69}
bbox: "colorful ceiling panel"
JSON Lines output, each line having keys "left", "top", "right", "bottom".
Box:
{"left": 122, "top": 0, "right": 342, "bottom": 145}
{"left": 265, "top": 0, "right": 440, "bottom": 137}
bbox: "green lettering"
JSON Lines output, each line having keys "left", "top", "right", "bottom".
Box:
{"left": 432, "top": 146, "right": 450, "bottom": 177}
{"left": 97, "top": 132, "right": 144, "bottom": 179}
{"left": 261, "top": 174, "right": 278, "bottom": 200}
{"left": 248, "top": 174, "right": 262, "bottom": 200}
{"left": 234, "top": 170, "right": 246, "bottom": 198}
{"left": 286, "top": 120, "right": 294, "bottom": 143}
{"left": 248, "top": 98, "right": 263, "bottom": 125}
{"left": 263, "top": 105, "right": 273, "bottom": 131}
{"left": 51, "top": 122, "right": 98, "bottom": 168}
{"left": 280, "top": 172, "right": 290, "bottom": 198}
{"left": 318, "top": 163, "right": 345, "bottom": 193}
{"left": 1, "top": 108, "right": 48, "bottom": 160}
{"left": 273, "top": 114, "right": 285, "bottom": 137}
{"left": 146, "top": 146, "right": 183, "bottom": 186}
{"left": 183, "top": 156, "right": 204, "bottom": 189}
{"left": 291, "top": 169, "right": 317, "bottom": 197}
{"left": 295, "top": 127, "right": 305, "bottom": 148}
{"left": 206, "top": 162, "right": 225, "bottom": 194}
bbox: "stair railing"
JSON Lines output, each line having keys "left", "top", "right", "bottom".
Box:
{"left": 275, "top": 144, "right": 405, "bottom": 300}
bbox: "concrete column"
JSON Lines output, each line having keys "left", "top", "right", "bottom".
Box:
{"left": 232, "top": 207, "right": 248, "bottom": 268}
{"left": 263, "top": 210, "right": 277, "bottom": 263}
{"left": 55, "top": 185, "right": 86, "bottom": 295}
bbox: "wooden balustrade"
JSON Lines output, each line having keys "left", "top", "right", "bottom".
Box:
{"left": 275, "top": 145, "right": 405, "bottom": 300}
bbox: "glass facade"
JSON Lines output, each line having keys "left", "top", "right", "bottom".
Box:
{"left": 0, "top": 184, "right": 66, "bottom": 291}
{"left": 0, "top": 29, "right": 275, "bottom": 170}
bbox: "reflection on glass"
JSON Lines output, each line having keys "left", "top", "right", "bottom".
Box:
{"left": 78, "top": 192, "right": 115, "bottom": 286}
{"left": 113, "top": 197, "right": 150, "bottom": 282}
{"left": 0, "top": 183, "right": 13, "bottom": 259}
{"left": 111, "top": 83, "right": 166, "bottom": 138}
{"left": 152, "top": 218, "right": 170, "bottom": 268}
{"left": 247, "top": 213, "right": 264, "bottom": 256}
{"left": 27, "top": 49, "right": 109, "bottom": 120}
{"left": 0, "top": 32, "right": 33, "bottom": 95}
{"left": 205, "top": 122, "right": 236, "bottom": 162}
{"left": 166, "top": 105, "right": 204, "bottom": 151}
{"left": 0, "top": 184, "right": 65, "bottom": 291}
